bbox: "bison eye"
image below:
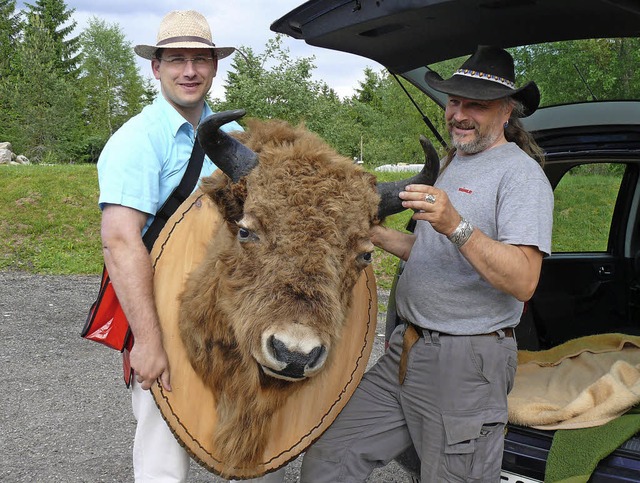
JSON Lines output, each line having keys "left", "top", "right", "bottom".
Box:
{"left": 237, "top": 227, "right": 259, "bottom": 243}
{"left": 357, "top": 251, "right": 373, "bottom": 266}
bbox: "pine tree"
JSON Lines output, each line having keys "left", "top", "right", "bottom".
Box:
{"left": 24, "top": 0, "right": 80, "bottom": 77}
{"left": 0, "top": 12, "right": 82, "bottom": 162}
{"left": 0, "top": 0, "right": 22, "bottom": 79}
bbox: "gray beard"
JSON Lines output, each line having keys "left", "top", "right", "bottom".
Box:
{"left": 452, "top": 129, "right": 501, "bottom": 155}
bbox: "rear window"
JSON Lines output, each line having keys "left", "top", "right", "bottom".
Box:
{"left": 429, "top": 38, "right": 640, "bottom": 108}
{"left": 551, "top": 163, "right": 623, "bottom": 252}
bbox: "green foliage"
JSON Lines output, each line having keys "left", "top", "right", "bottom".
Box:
{"left": 0, "top": 13, "right": 83, "bottom": 163}
{"left": 78, "top": 17, "right": 147, "bottom": 159}
{"left": 347, "top": 70, "right": 447, "bottom": 168}
{"left": 141, "top": 77, "right": 158, "bottom": 105}
{"left": 354, "top": 67, "right": 385, "bottom": 105}
{"left": 212, "top": 35, "right": 361, "bottom": 160}
{"left": 0, "top": 0, "right": 21, "bottom": 78}
{"left": 511, "top": 39, "right": 640, "bottom": 105}
{"left": 213, "top": 36, "right": 447, "bottom": 169}
{"left": 0, "top": 2, "right": 152, "bottom": 164}
{"left": 429, "top": 56, "right": 466, "bottom": 80}
{"left": 215, "top": 36, "right": 319, "bottom": 120}
{"left": 24, "top": 0, "right": 80, "bottom": 77}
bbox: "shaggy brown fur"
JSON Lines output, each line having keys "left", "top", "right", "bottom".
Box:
{"left": 178, "top": 118, "right": 380, "bottom": 470}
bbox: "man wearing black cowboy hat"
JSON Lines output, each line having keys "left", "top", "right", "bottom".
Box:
{"left": 300, "top": 45, "right": 554, "bottom": 482}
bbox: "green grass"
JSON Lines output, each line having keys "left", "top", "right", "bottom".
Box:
{"left": 552, "top": 172, "right": 621, "bottom": 252}
{"left": 0, "top": 166, "right": 413, "bottom": 285}
{"left": 0, "top": 165, "right": 102, "bottom": 274}
{"left": 0, "top": 165, "right": 622, "bottom": 289}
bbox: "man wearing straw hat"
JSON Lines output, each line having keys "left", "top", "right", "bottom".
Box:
{"left": 300, "top": 45, "right": 554, "bottom": 482}
{"left": 97, "top": 10, "right": 284, "bottom": 483}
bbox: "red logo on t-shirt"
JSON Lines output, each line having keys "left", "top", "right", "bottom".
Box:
{"left": 458, "top": 187, "right": 473, "bottom": 194}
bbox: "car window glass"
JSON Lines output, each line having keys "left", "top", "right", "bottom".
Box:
{"left": 552, "top": 163, "right": 623, "bottom": 253}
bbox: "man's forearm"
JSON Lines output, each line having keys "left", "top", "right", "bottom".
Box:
{"left": 103, "top": 239, "right": 161, "bottom": 343}
{"left": 370, "top": 225, "right": 416, "bottom": 261}
{"left": 459, "top": 228, "right": 543, "bottom": 302}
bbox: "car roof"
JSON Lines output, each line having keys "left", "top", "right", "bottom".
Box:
{"left": 271, "top": 0, "right": 640, "bottom": 73}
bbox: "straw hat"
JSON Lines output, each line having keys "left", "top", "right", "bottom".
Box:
{"left": 424, "top": 45, "right": 540, "bottom": 117}
{"left": 134, "top": 10, "right": 236, "bottom": 60}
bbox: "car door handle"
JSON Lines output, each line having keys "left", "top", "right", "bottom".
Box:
{"left": 597, "top": 265, "right": 613, "bottom": 277}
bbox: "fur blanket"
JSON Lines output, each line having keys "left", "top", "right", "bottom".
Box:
{"left": 508, "top": 333, "right": 640, "bottom": 430}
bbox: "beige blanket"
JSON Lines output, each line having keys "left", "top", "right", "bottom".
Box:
{"left": 508, "top": 333, "right": 640, "bottom": 430}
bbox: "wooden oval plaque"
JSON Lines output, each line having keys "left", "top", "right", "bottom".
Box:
{"left": 150, "top": 190, "right": 377, "bottom": 479}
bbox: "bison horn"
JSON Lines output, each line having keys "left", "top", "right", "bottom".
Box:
{"left": 197, "top": 109, "right": 259, "bottom": 183}
{"left": 376, "top": 135, "right": 440, "bottom": 219}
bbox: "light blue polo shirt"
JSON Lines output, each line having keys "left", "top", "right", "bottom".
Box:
{"left": 97, "top": 95, "right": 242, "bottom": 232}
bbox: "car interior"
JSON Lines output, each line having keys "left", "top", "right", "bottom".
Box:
{"left": 516, "top": 119, "right": 640, "bottom": 351}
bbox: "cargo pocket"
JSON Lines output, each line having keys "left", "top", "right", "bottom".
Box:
{"left": 440, "top": 413, "right": 483, "bottom": 480}
{"left": 440, "top": 411, "right": 505, "bottom": 481}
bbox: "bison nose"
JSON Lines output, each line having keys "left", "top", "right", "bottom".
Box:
{"left": 268, "top": 336, "right": 326, "bottom": 380}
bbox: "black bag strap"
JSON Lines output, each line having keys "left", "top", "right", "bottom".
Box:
{"left": 142, "top": 137, "right": 205, "bottom": 251}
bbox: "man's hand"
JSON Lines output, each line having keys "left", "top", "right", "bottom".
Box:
{"left": 397, "top": 184, "right": 543, "bottom": 301}
{"left": 131, "top": 330, "right": 171, "bottom": 391}
{"left": 400, "top": 184, "right": 461, "bottom": 236}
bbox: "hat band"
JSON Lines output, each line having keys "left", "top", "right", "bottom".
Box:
{"left": 453, "top": 69, "right": 516, "bottom": 89}
{"left": 157, "top": 35, "right": 214, "bottom": 47}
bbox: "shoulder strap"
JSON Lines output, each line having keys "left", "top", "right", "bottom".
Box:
{"left": 142, "top": 138, "right": 205, "bottom": 251}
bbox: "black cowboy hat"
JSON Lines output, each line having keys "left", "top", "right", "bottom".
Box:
{"left": 424, "top": 45, "right": 540, "bottom": 117}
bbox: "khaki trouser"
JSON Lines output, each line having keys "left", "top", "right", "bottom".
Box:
{"left": 301, "top": 324, "right": 517, "bottom": 482}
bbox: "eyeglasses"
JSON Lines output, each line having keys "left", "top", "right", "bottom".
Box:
{"left": 160, "top": 56, "right": 215, "bottom": 67}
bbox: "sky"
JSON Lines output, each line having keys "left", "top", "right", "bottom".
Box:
{"left": 18, "top": 0, "right": 381, "bottom": 99}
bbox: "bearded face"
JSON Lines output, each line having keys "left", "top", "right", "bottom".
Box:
{"left": 445, "top": 96, "right": 512, "bottom": 155}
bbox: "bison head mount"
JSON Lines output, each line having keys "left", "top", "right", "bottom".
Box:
{"left": 177, "top": 109, "right": 438, "bottom": 467}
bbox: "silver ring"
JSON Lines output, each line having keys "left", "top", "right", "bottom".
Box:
{"left": 424, "top": 194, "right": 436, "bottom": 204}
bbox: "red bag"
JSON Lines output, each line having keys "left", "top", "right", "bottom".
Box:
{"left": 82, "top": 266, "right": 134, "bottom": 352}
{"left": 82, "top": 266, "right": 134, "bottom": 386}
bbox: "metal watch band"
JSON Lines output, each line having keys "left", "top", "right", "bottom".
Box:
{"left": 448, "top": 217, "right": 474, "bottom": 248}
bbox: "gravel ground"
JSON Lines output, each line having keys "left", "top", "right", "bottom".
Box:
{"left": 0, "top": 271, "right": 411, "bottom": 482}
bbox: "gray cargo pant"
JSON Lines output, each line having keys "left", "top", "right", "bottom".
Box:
{"left": 300, "top": 324, "right": 517, "bottom": 482}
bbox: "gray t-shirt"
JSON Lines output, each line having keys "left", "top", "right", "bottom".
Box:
{"left": 395, "top": 142, "right": 554, "bottom": 334}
